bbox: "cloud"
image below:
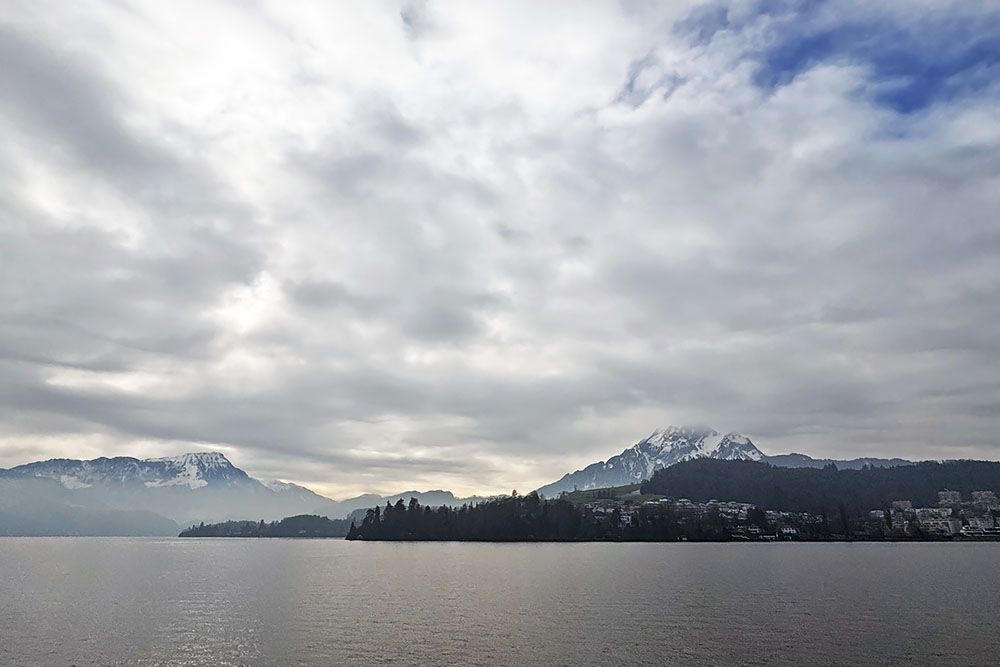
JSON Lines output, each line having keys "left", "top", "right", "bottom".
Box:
{"left": 0, "top": 0, "right": 998, "bottom": 497}
{"left": 725, "top": 1, "right": 1000, "bottom": 113}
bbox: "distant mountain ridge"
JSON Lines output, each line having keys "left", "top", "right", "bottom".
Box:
{"left": 2, "top": 433, "right": 919, "bottom": 535}
{"left": 763, "top": 453, "right": 915, "bottom": 469}
{"left": 5, "top": 452, "right": 253, "bottom": 491}
{"left": 0, "top": 452, "right": 484, "bottom": 535}
{"left": 535, "top": 426, "right": 913, "bottom": 497}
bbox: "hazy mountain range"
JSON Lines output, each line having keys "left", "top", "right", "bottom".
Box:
{"left": 0, "top": 426, "right": 918, "bottom": 535}
{"left": 534, "top": 426, "right": 913, "bottom": 497}
{"left": 0, "top": 452, "right": 484, "bottom": 536}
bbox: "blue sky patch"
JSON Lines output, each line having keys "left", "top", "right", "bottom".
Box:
{"left": 756, "top": 18, "right": 1000, "bottom": 113}
{"left": 678, "top": 1, "right": 1000, "bottom": 113}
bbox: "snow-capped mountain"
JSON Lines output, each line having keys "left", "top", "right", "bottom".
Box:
{"left": 0, "top": 452, "right": 285, "bottom": 528}
{"left": 5, "top": 452, "right": 254, "bottom": 491}
{"left": 535, "top": 426, "right": 765, "bottom": 497}
{"left": 0, "top": 451, "right": 487, "bottom": 535}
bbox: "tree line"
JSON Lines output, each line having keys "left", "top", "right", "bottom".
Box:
{"left": 179, "top": 514, "right": 351, "bottom": 537}
{"left": 344, "top": 493, "right": 790, "bottom": 541}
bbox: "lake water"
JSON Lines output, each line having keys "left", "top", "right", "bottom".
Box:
{"left": 2, "top": 539, "right": 998, "bottom": 666}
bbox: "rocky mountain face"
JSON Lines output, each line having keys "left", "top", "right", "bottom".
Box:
{"left": 535, "top": 426, "right": 764, "bottom": 497}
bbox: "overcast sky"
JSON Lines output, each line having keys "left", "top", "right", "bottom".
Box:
{"left": 1, "top": 1, "right": 999, "bottom": 497}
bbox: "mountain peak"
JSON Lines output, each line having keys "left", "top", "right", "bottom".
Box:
{"left": 640, "top": 426, "right": 763, "bottom": 462}
{"left": 148, "top": 451, "right": 234, "bottom": 468}
{"left": 143, "top": 452, "right": 245, "bottom": 488}
{"left": 7, "top": 451, "right": 248, "bottom": 491}
{"left": 536, "top": 426, "right": 764, "bottom": 496}
{"left": 649, "top": 425, "right": 717, "bottom": 439}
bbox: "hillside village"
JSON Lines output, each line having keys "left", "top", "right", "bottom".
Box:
{"left": 566, "top": 485, "right": 1000, "bottom": 540}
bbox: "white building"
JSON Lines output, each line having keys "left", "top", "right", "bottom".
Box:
{"left": 937, "top": 490, "right": 962, "bottom": 507}
{"left": 966, "top": 516, "right": 995, "bottom": 530}
{"left": 919, "top": 517, "right": 961, "bottom": 536}
{"left": 915, "top": 507, "right": 952, "bottom": 521}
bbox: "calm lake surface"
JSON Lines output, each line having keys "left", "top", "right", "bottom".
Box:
{"left": 2, "top": 539, "right": 998, "bottom": 666}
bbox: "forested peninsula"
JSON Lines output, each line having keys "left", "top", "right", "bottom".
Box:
{"left": 346, "top": 460, "right": 1000, "bottom": 542}
{"left": 180, "top": 514, "right": 351, "bottom": 538}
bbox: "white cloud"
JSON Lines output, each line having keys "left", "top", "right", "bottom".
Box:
{"left": 1, "top": 0, "right": 998, "bottom": 497}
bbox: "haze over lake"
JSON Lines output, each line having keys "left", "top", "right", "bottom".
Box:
{"left": 4, "top": 538, "right": 998, "bottom": 666}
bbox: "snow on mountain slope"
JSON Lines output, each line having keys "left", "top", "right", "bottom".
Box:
{"left": 0, "top": 452, "right": 485, "bottom": 526}
{"left": 535, "top": 426, "right": 764, "bottom": 497}
{"left": 5, "top": 452, "right": 253, "bottom": 490}
{"left": 263, "top": 479, "right": 337, "bottom": 505}
{"left": 263, "top": 479, "right": 299, "bottom": 493}
{"left": 0, "top": 452, "right": 290, "bottom": 525}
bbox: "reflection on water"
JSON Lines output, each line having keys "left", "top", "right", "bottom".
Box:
{"left": 2, "top": 538, "right": 998, "bottom": 665}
